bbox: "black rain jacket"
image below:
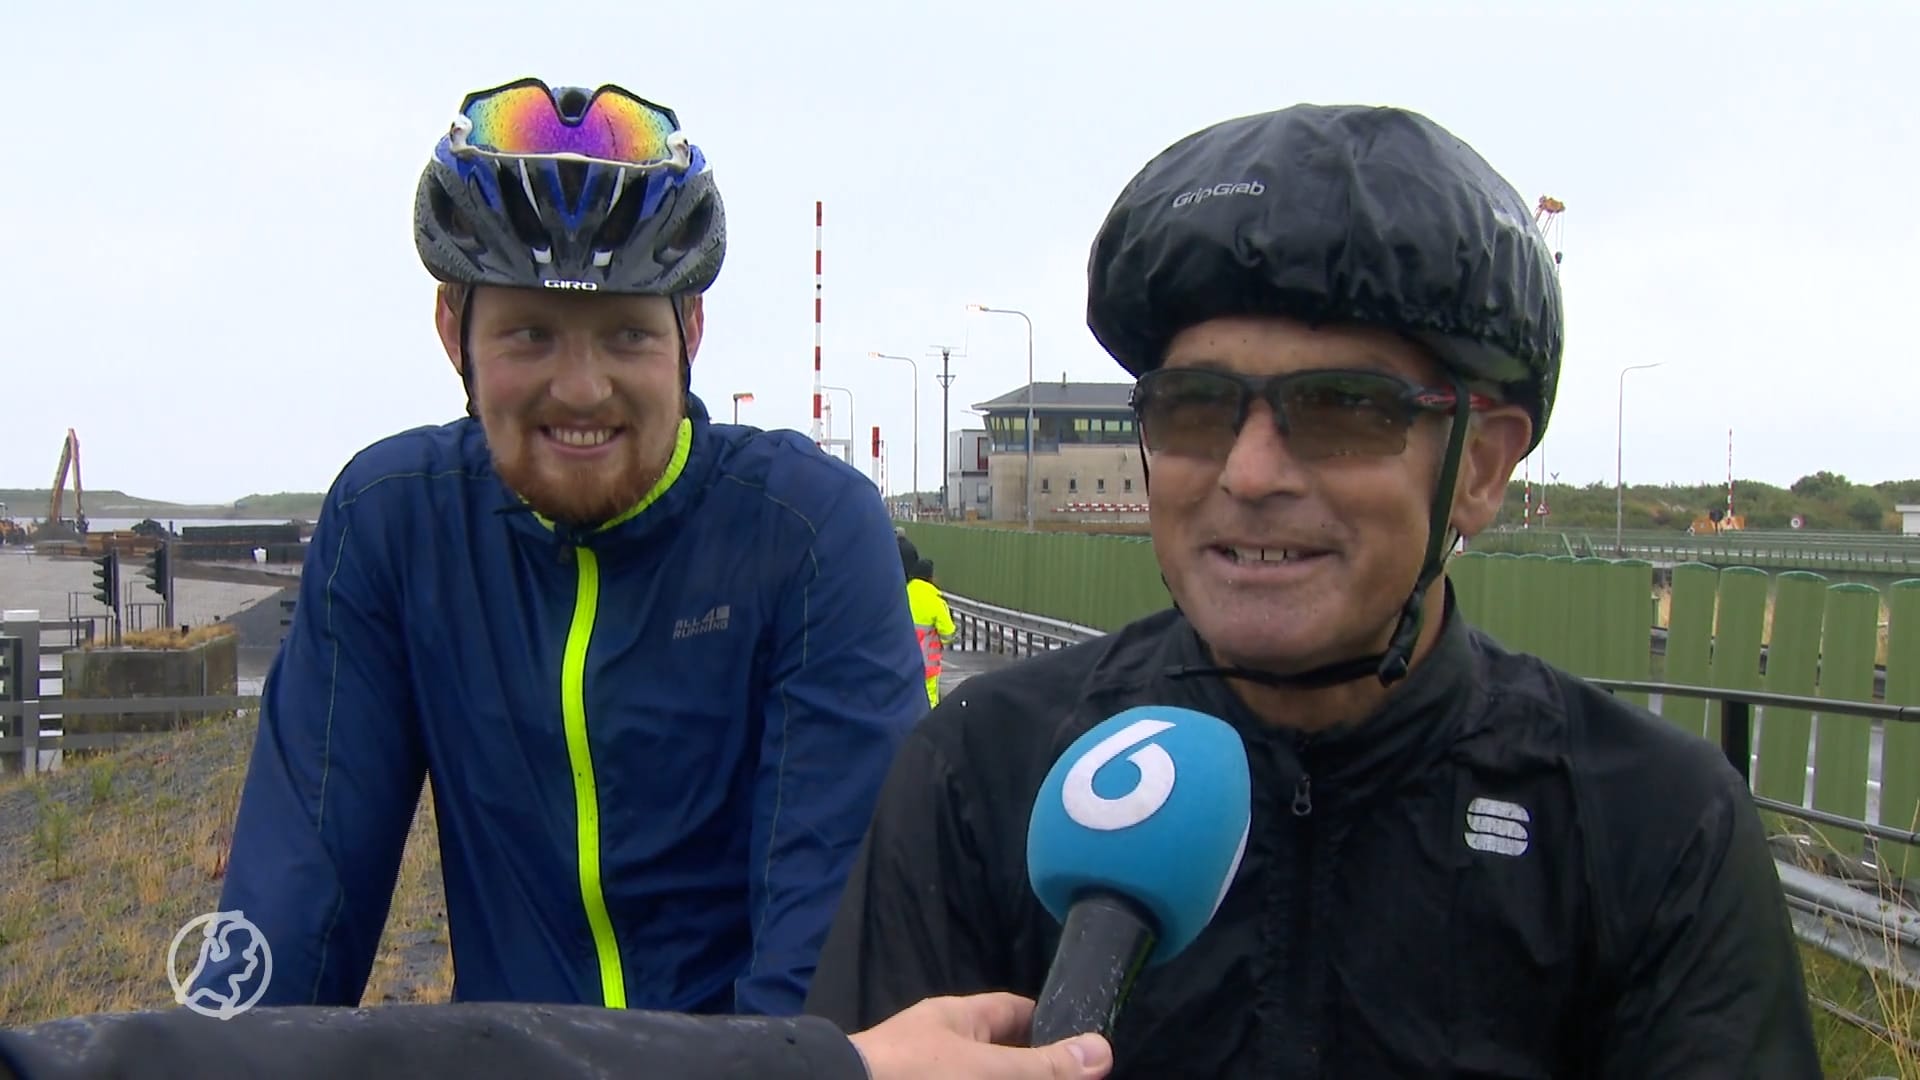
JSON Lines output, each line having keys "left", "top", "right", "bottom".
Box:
{"left": 805, "top": 591, "right": 1822, "bottom": 1078}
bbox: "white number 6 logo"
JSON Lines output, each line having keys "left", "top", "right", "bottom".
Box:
{"left": 1062, "top": 718, "right": 1177, "bottom": 831}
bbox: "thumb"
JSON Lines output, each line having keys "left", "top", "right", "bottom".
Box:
{"left": 1034, "top": 1033, "right": 1113, "bottom": 1079}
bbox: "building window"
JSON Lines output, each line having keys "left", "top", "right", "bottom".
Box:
{"left": 1040, "top": 477, "right": 1050, "bottom": 493}
{"left": 1123, "top": 478, "right": 1134, "bottom": 493}
{"left": 1096, "top": 478, "right": 1106, "bottom": 494}
{"left": 1068, "top": 478, "right": 1078, "bottom": 494}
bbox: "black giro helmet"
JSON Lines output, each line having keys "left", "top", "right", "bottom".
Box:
{"left": 1086, "top": 103, "right": 1562, "bottom": 451}
{"left": 414, "top": 78, "right": 725, "bottom": 297}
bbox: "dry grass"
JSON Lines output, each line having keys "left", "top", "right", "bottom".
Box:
{"left": 87, "top": 623, "right": 238, "bottom": 651}
{"left": 0, "top": 713, "right": 450, "bottom": 1027}
{"left": 1784, "top": 810, "right": 1920, "bottom": 1079}
{"left": 1803, "top": 941, "right": 1917, "bottom": 1079}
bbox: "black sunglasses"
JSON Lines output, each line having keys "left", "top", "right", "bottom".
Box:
{"left": 1128, "top": 367, "right": 1493, "bottom": 462}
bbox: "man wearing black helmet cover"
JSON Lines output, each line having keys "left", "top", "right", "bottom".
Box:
{"left": 196, "top": 79, "right": 928, "bottom": 1018}
{"left": 805, "top": 105, "right": 1820, "bottom": 1076}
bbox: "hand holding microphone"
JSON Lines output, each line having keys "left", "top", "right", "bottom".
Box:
{"left": 1024, "top": 706, "right": 1252, "bottom": 1047}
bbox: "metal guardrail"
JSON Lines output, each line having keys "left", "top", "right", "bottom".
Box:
{"left": 1472, "top": 528, "right": 1920, "bottom": 575}
{"left": 944, "top": 593, "right": 1104, "bottom": 657}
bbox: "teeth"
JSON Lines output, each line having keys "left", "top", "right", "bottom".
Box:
{"left": 1227, "top": 546, "right": 1297, "bottom": 563}
{"left": 549, "top": 428, "right": 614, "bottom": 447}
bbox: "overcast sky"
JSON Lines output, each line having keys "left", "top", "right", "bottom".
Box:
{"left": 3, "top": 1, "right": 1912, "bottom": 504}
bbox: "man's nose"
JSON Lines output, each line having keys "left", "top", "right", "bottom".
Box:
{"left": 547, "top": 342, "right": 613, "bottom": 410}
{"left": 1218, "top": 400, "right": 1312, "bottom": 501}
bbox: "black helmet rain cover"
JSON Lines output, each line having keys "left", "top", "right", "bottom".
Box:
{"left": 1086, "top": 104, "right": 1563, "bottom": 450}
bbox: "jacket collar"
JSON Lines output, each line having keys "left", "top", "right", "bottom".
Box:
{"left": 1162, "top": 579, "right": 1481, "bottom": 807}
{"left": 484, "top": 392, "right": 721, "bottom": 552}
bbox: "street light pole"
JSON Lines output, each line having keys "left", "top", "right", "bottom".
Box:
{"left": 870, "top": 352, "right": 920, "bottom": 512}
{"left": 968, "top": 305, "right": 1036, "bottom": 531}
{"left": 930, "top": 345, "right": 960, "bottom": 520}
{"left": 1615, "top": 362, "right": 1664, "bottom": 555}
{"left": 731, "top": 391, "right": 754, "bottom": 425}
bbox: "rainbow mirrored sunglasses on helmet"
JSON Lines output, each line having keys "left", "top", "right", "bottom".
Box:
{"left": 1129, "top": 367, "right": 1496, "bottom": 462}
{"left": 447, "top": 77, "right": 692, "bottom": 170}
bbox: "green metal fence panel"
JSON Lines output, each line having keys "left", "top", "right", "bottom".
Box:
{"left": 1481, "top": 553, "right": 1523, "bottom": 647}
{"left": 1708, "top": 567, "right": 1771, "bottom": 752}
{"left": 1809, "top": 583, "right": 1879, "bottom": 857}
{"left": 1602, "top": 560, "right": 1653, "bottom": 710}
{"left": 1125, "top": 540, "right": 1174, "bottom": 628}
{"left": 1880, "top": 579, "right": 1920, "bottom": 879}
{"left": 1035, "top": 531, "right": 1062, "bottom": 617}
{"left": 1537, "top": 556, "right": 1580, "bottom": 666}
{"left": 900, "top": 525, "right": 1176, "bottom": 631}
{"left": 1562, "top": 558, "right": 1608, "bottom": 678}
{"left": 1756, "top": 571, "right": 1829, "bottom": 835}
{"left": 1663, "top": 562, "right": 1720, "bottom": 738}
{"left": 1448, "top": 551, "right": 1490, "bottom": 631}
{"left": 1512, "top": 553, "right": 1559, "bottom": 657}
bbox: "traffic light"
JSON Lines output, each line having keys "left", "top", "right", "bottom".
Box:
{"left": 144, "top": 544, "right": 170, "bottom": 596}
{"left": 92, "top": 550, "right": 120, "bottom": 610}
{"left": 871, "top": 426, "right": 881, "bottom": 460}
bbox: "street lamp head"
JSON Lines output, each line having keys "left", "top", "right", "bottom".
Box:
{"left": 732, "top": 392, "right": 754, "bottom": 403}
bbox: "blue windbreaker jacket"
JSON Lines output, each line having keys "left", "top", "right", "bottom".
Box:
{"left": 204, "top": 394, "right": 928, "bottom": 1016}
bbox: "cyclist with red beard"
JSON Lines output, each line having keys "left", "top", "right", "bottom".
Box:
{"left": 197, "top": 78, "right": 929, "bottom": 1017}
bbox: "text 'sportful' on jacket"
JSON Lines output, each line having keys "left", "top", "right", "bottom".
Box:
{"left": 804, "top": 591, "right": 1823, "bottom": 1078}
{"left": 199, "top": 393, "right": 929, "bottom": 1017}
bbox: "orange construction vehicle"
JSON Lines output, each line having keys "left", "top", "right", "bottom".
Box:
{"left": 34, "top": 428, "right": 87, "bottom": 540}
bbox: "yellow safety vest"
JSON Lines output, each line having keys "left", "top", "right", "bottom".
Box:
{"left": 907, "top": 578, "right": 956, "bottom": 678}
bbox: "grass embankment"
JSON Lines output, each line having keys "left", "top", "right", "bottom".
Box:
{"left": 0, "top": 713, "right": 450, "bottom": 1026}
{"left": 0, "top": 489, "right": 327, "bottom": 522}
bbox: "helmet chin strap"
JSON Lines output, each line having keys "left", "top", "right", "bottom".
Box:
{"left": 459, "top": 287, "right": 479, "bottom": 418}
{"left": 1165, "top": 375, "right": 1473, "bottom": 691}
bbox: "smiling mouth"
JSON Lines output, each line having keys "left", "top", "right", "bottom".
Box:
{"left": 542, "top": 426, "right": 622, "bottom": 449}
{"left": 1213, "top": 545, "right": 1331, "bottom": 565}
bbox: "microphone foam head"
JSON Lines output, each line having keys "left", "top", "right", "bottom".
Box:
{"left": 1026, "top": 705, "right": 1251, "bottom": 966}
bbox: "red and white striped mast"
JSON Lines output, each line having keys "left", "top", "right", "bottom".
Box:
{"left": 812, "top": 201, "right": 825, "bottom": 449}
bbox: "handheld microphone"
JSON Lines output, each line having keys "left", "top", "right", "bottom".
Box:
{"left": 1024, "top": 706, "right": 1251, "bottom": 1046}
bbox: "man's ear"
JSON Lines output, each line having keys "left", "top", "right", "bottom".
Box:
{"left": 1449, "top": 406, "right": 1533, "bottom": 538}
{"left": 435, "top": 284, "right": 466, "bottom": 377}
{"left": 681, "top": 294, "right": 705, "bottom": 361}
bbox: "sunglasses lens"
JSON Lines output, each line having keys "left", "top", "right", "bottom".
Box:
{"left": 1136, "top": 369, "right": 1420, "bottom": 462}
{"left": 1137, "top": 370, "right": 1246, "bottom": 460}
{"left": 461, "top": 83, "right": 680, "bottom": 166}
{"left": 1277, "top": 372, "right": 1414, "bottom": 458}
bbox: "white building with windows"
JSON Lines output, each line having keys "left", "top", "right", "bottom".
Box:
{"left": 943, "top": 428, "right": 991, "bottom": 518}
{"left": 971, "top": 380, "right": 1145, "bottom": 524}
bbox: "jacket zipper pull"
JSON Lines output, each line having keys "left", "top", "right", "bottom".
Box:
{"left": 1291, "top": 774, "right": 1313, "bottom": 817}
